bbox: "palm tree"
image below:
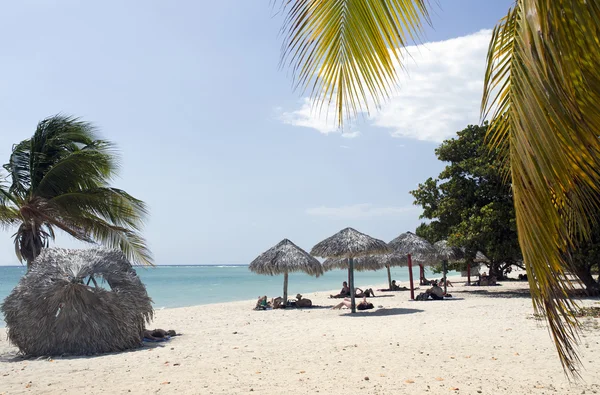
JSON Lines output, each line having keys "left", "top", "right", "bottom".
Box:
{"left": 278, "top": 0, "right": 600, "bottom": 374}
{"left": 0, "top": 115, "right": 152, "bottom": 269}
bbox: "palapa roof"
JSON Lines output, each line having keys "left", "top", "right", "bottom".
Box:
{"left": 249, "top": 239, "right": 323, "bottom": 277}
{"left": 388, "top": 231, "right": 438, "bottom": 265}
{"left": 474, "top": 251, "right": 490, "bottom": 263}
{"left": 433, "top": 240, "right": 465, "bottom": 263}
{"left": 310, "top": 227, "right": 390, "bottom": 258}
{"left": 322, "top": 252, "right": 407, "bottom": 272}
{"left": 1, "top": 248, "right": 153, "bottom": 357}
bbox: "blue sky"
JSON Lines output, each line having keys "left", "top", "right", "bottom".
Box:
{"left": 0, "top": 0, "right": 515, "bottom": 265}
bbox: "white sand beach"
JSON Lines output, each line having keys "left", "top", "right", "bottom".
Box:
{"left": 1, "top": 277, "right": 600, "bottom": 395}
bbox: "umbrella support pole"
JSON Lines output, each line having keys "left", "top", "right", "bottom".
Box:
{"left": 442, "top": 259, "right": 448, "bottom": 295}
{"left": 349, "top": 257, "right": 356, "bottom": 313}
{"left": 386, "top": 265, "right": 392, "bottom": 290}
{"left": 419, "top": 265, "right": 424, "bottom": 285}
{"left": 283, "top": 271, "right": 288, "bottom": 304}
{"left": 408, "top": 254, "right": 415, "bottom": 300}
{"left": 467, "top": 263, "right": 471, "bottom": 286}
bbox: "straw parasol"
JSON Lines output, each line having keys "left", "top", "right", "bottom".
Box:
{"left": 434, "top": 240, "right": 465, "bottom": 294}
{"left": 311, "top": 227, "right": 389, "bottom": 313}
{"left": 1, "top": 248, "right": 153, "bottom": 356}
{"left": 323, "top": 252, "right": 407, "bottom": 290}
{"left": 249, "top": 239, "right": 323, "bottom": 304}
{"left": 388, "top": 231, "right": 438, "bottom": 299}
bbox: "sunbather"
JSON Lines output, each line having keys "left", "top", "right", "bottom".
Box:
{"left": 294, "top": 294, "right": 312, "bottom": 308}
{"left": 143, "top": 328, "right": 176, "bottom": 341}
{"left": 254, "top": 295, "right": 271, "bottom": 310}
{"left": 355, "top": 287, "right": 375, "bottom": 297}
{"left": 377, "top": 280, "right": 409, "bottom": 291}
{"left": 332, "top": 296, "right": 374, "bottom": 311}
{"left": 330, "top": 281, "right": 351, "bottom": 298}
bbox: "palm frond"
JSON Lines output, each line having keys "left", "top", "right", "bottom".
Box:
{"left": 279, "top": 0, "right": 430, "bottom": 126}
{"left": 482, "top": 0, "right": 600, "bottom": 376}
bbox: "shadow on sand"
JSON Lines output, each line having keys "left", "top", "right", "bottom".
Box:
{"left": 458, "top": 288, "right": 532, "bottom": 299}
{"left": 340, "top": 307, "right": 424, "bottom": 317}
{"left": 0, "top": 337, "right": 177, "bottom": 363}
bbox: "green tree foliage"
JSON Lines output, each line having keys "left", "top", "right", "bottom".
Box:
{"left": 0, "top": 115, "right": 152, "bottom": 268}
{"left": 410, "top": 124, "right": 521, "bottom": 279}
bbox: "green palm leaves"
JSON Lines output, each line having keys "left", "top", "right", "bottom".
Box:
{"left": 279, "top": 0, "right": 430, "bottom": 126}
{"left": 482, "top": 1, "right": 600, "bottom": 375}
{"left": 281, "top": 0, "right": 599, "bottom": 375}
{"left": 0, "top": 115, "right": 152, "bottom": 267}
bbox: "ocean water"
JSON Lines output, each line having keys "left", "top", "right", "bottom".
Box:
{"left": 0, "top": 265, "right": 453, "bottom": 326}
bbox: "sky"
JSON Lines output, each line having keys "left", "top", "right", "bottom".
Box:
{"left": 0, "top": 0, "right": 515, "bottom": 266}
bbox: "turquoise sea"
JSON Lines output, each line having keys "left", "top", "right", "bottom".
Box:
{"left": 0, "top": 265, "right": 452, "bottom": 326}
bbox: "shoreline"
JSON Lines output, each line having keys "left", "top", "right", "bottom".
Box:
{"left": 2, "top": 274, "right": 599, "bottom": 394}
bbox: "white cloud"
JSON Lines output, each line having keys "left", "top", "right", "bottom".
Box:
{"left": 306, "top": 203, "right": 419, "bottom": 220}
{"left": 279, "top": 98, "right": 361, "bottom": 137}
{"left": 340, "top": 145, "right": 350, "bottom": 149}
{"left": 280, "top": 30, "right": 492, "bottom": 143}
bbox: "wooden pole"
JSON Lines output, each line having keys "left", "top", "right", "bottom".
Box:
{"left": 419, "top": 264, "right": 424, "bottom": 285}
{"left": 467, "top": 262, "right": 471, "bottom": 286}
{"left": 349, "top": 257, "right": 356, "bottom": 313}
{"left": 408, "top": 254, "right": 415, "bottom": 300}
{"left": 386, "top": 265, "right": 392, "bottom": 290}
{"left": 442, "top": 259, "right": 448, "bottom": 295}
{"left": 283, "top": 271, "right": 289, "bottom": 305}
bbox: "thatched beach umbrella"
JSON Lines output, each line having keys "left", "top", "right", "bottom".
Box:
{"left": 1, "top": 248, "right": 153, "bottom": 356}
{"left": 249, "top": 239, "right": 323, "bottom": 304}
{"left": 311, "top": 227, "right": 389, "bottom": 313}
{"left": 434, "top": 240, "right": 465, "bottom": 294}
{"left": 323, "top": 252, "right": 407, "bottom": 290}
{"left": 388, "top": 231, "right": 438, "bottom": 299}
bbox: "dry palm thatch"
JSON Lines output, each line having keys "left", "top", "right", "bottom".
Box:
{"left": 249, "top": 239, "right": 323, "bottom": 303}
{"left": 311, "top": 227, "right": 390, "bottom": 259}
{"left": 311, "top": 228, "right": 389, "bottom": 313}
{"left": 388, "top": 232, "right": 438, "bottom": 265}
{"left": 323, "top": 252, "right": 407, "bottom": 290}
{"left": 433, "top": 240, "right": 465, "bottom": 263}
{"left": 1, "top": 248, "right": 153, "bottom": 356}
{"left": 474, "top": 251, "right": 490, "bottom": 263}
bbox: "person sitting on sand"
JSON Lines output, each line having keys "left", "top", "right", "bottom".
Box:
{"left": 143, "top": 328, "right": 177, "bottom": 341}
{"left": 426, "top": 281, "right": 444, "bottom": 300}
{"left": 254, "top": 295, "right": 271, "bottom": 310}
{"left": 330, "top": 281, "right": 351, "bottom": 298}
{"left": 332, "top": 296, "right": 374, "bottom": 311}
{"left": 355, "top": 287, "right": 375, "bottom": 297}
{"left": 295, "top": 294, "right": 312, "bottom": 308}
{"left": 439, "top": 277, "right": 454, "bottom": 287}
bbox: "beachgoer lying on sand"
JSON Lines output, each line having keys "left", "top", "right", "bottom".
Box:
{"left": 254, "top": 295, "right": 272, "bottom": 310}
{"left": 377, "top": 280, "right": 409, "bottom": 292}
{"left": 272, "top": 297, "right": 284, "bottom": 309}
{"left": 332, "top": 296, "right": 374, "bottom": 311}
{"left": 355, "top": 287, "right": 375, "bottom": 297}
{"left": 143, "top": 328, "right": 177, "bottom": 341}
{"left": 330, "top": 281, "right": 351, "bottom": 298}
{"left": 294, "top": 294, "right": 312, "bottom": 308}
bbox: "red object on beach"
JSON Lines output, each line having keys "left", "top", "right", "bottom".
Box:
{"left": 408, "top": 253, "right": 415, "bottom": 300}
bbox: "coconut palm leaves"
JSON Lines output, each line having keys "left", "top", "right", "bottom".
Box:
{"left": 279, "top": 0, "right": 430, "bottom": 125}
{"left": 0, "top": 115, "right": 152, "bottom": 268}
{"left": 482, "top": 1, "right": 600, "bottom": 374}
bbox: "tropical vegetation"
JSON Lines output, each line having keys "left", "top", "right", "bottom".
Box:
{"left": 278, "top": 0, "right": 600, "bottom": 373}
{"left": 410, "top": 124, "right": 522, "bottom": 280}
{"left": 0, "top": 115, "right": 152, "bottom": 269}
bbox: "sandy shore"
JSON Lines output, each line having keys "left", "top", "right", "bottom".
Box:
{"left": 1, "top": 276, "right": 600, "bottom": 395}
